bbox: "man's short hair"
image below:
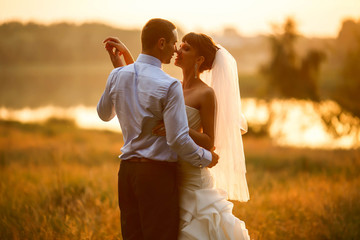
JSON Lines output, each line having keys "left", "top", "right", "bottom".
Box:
{"left": 141, "top": 18, "right": 176, "bottom": 51}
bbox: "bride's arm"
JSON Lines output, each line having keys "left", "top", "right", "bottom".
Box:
{"left": 188, "top": 128, "right": 213, "bottom": 151}
{"left": 152, "top": 87, "right": 216, "bottom": 151}
{"left": 103, "top": 37, "right": 134, "bottom": 68}
{"left": 189, "top": 88, "right": 216, "bottom": 151}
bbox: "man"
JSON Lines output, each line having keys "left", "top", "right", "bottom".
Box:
{"left": 97, "top": 18, "right": 219, "bottom": 240}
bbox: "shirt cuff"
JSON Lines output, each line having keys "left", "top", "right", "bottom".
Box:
{"left": 201, "top": 149, "right": 212, "bottom": 168}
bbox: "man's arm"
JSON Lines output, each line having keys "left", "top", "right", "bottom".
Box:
{"left": 163, "top": 81, "right": 218, "bottom": 168}
{"left": 97, "top": 70, "right": 118, "bottom": 121}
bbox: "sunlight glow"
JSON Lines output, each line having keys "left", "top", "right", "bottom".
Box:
{"left": 1, "top": 99, "right": 359, "bottom": 149}
{"left": 241, "top": 99, "right": 360, "bottom": 149}
{"left": 0, "top": 105, "right": 121, "bottom": 133}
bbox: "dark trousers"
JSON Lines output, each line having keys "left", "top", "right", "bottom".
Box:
{"left": 118, "top": 160, "right": 179, "bottom": 240}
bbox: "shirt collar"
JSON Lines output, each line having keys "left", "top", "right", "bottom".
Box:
{"left": 136, "top": 54, "right": 162, "bottom": 68}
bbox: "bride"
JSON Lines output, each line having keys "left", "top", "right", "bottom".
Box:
{"left": 104, "top": 32, "right": 250, "bottom": 240}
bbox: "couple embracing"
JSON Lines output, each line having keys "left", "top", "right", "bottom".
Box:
{"left": 97, "top": 18, "right": 250, "bottom": 240}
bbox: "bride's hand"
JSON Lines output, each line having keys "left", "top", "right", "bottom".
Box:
{"left": 103, "top": 37, "right": 124, "bottom": 68}
{"left": 207, "top": 151, "right": 219, "bottom": 168}
{"left": 152, "top": 121, "right": 166, "bottom": 136}
{"left": 103, "top": 37, "right": 128, "bottom": 55}
{"left": 103, "top": 37, "right": 134, "bottom": 67}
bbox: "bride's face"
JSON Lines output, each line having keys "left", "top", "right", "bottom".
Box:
{"left": 174, "top": 41, "right": 198, "bottom": 69}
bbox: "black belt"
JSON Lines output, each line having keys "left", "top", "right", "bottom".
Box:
{"left": 124, "top": 157, "right": 177, "bottom": 166}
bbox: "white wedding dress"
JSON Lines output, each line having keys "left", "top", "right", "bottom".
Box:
{"left": 178, "top": 106, "right": 250, "bottom": 240}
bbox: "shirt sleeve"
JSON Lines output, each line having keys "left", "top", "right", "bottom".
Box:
{"left": 163, "top": 81, "right": 212, "bottom": 167}
{"left": 97, "top": 69, "right": 118, "bottom": 121}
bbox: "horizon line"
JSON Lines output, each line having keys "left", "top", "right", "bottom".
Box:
{"left": 0, "top": 17, "right": 354, "bottom": 39}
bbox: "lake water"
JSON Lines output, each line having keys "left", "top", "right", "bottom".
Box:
{"left": 1, "top": 98, "right": 359, "bottom": 149}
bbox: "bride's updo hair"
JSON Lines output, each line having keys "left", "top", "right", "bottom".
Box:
{"left": 182, "top": 32, "right": 219, "bottom": 73}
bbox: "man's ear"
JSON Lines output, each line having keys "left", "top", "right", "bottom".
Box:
{"left": 157, "top": 38, "right": 166, "bottom": 50}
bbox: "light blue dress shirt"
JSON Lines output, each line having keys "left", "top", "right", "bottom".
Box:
{"left": 97, "top": 54, "right": 212, "bottom": 167}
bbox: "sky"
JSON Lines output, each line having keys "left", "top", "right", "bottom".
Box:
{"left": 1, "top": 0, "right": 359, "bottom": 37}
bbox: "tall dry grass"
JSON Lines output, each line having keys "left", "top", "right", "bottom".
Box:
{"left": 0, "top": 119, "right": 123, "bottom": 239}
{"left": 0, "top": 119, "right": 359, "bottom": 239}
{"left": 235, "top": 138, "right": 360, "bottom": 240}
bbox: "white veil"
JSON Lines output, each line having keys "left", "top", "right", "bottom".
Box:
{"left": 201, "top": 45, "right": 250, "bottom": 202}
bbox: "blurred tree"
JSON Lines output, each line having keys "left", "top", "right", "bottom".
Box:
{"left": 334, "top": 32, "right": 360, "bottom": 117}
{"left": 336, "top": 19, "right": 360, "bottom": 62}
{"left": 223, "top": 26, "right": 241, "bottom": 37}
{"left": 299, "top": 50, "right": 326, "bottom": 100}
{"left": 0, "top": 21, "right": 141, "bottom": 64}
{"left": 261, "top": 18, "right": 325, "bottom": 101}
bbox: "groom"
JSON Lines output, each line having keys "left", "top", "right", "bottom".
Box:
{"left": 97, "top": 18, "right": 219, "bottom": 240}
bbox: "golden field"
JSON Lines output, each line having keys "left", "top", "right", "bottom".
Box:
{"left": 0, "top": 119, "right": 359, "bottom": 240}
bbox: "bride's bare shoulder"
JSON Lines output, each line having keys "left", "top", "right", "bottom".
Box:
{"left": 198, "top": 83, "right": 216, "bottom": 103}
{"left": 199, "top": 81, "right": 214, "bottom": 93}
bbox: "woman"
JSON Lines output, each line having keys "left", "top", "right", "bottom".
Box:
{"left": 104, "top": 33, "right": 250, "bottom": 240}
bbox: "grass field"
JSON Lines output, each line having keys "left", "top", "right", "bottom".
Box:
{"left": 0, "top": 119, "right": 359, "bottom": 240}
